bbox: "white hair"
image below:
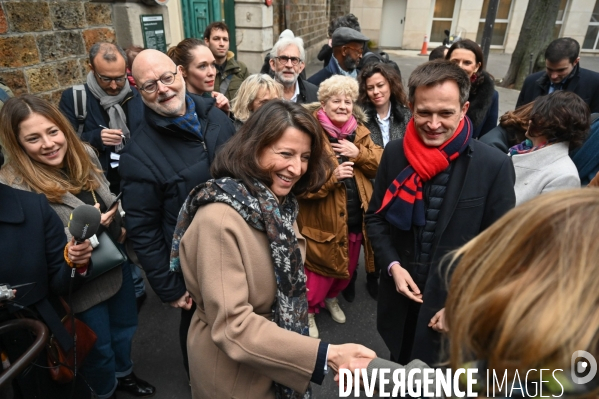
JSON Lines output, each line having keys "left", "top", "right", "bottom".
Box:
{"left": 270, "top": 37, "right": 306, "bottom": 61}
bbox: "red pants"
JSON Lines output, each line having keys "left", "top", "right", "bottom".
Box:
{"left": 306, "top": 232, "right": 363, "bottom": 313}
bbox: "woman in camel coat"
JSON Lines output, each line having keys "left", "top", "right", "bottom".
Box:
{"left": 299, "top": 75, "right": 382, "bottom": 338}
{"left": 172, "top": 100, "right": 375, "bottom": 399}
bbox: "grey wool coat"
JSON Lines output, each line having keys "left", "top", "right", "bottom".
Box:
{"left": 511, "top": 141, "right": 580, "bottom": 206}
{"left": 0, "top": 145, "right": 122, "bottom": 313}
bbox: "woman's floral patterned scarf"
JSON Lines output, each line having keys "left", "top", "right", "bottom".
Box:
{"left": 170, "top": 177, "right": 311, "bottom": 399}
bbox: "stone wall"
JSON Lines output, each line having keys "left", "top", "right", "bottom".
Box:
{"left": 271, "top": 0, "right": 350, "bottom": 63}
{"left": 0, "top": 0, "right": 115, "bottom": 104}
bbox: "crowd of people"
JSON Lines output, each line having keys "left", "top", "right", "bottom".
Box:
{"left": 1, "top": 12, "right": 599, "bottom": 399}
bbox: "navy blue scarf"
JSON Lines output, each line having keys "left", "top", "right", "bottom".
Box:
{"left": 166, "top": 94, "right": 203, "bottom": 139}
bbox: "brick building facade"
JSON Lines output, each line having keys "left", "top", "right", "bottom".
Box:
{"left": 0, "top": 0, "right": 115, "bottom": 103}
{"left": 272, "top": 0, "right": 350, "bottom": 58}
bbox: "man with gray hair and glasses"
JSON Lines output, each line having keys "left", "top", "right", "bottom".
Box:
{"left": 269, "top": 36, "right": 318, "bottom": 104}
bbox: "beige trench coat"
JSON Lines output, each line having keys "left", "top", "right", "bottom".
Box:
{"left": 180, "top": 202, "right": 321, "bottom": 399}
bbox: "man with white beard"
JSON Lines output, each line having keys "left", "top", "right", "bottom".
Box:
{"left": 269, "top": 37, "right": 318, "bottom": 104}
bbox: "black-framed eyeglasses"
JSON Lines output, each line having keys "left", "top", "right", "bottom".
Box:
{"left": 139, "top": 71, "right": 178, "bottom": 93}
{"left": 275, "top": 56, "right": 302, "bottom": 66}
{"left": 95, "top": 72, "right": 127, "bottom": 84}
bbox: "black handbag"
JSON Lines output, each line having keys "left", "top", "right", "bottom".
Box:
{"left": 89, "top": 231, "right": 127, "bottom": 280}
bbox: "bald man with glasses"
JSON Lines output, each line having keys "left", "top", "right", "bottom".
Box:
{"left": 119, "top": 49, "right": 235, "bottom": 375}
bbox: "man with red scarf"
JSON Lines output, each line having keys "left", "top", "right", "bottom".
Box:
{"left": 366, "top": 60, "right": 515, "bottom": 366}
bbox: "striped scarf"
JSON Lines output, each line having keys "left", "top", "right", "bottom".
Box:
{"left": 376, "top": 116, "right": 472, "bottom": 230}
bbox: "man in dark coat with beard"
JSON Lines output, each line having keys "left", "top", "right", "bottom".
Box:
{"left": 119, "top": 49, "right": 235, "bottom": 376}
{"left": 366, "top": 60, "right": 515, "bottom": 366}
{"left": 307, "top": 27, "right": 368, "bottom": 86}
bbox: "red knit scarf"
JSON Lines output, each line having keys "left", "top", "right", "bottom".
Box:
{"left": 376, "top": 116, "right": 472, "bottom": 230}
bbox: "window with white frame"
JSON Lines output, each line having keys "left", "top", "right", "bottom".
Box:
{"left": 430, "top": 0, "right": 461, "bottom": 43}
{"left": 583, "top": 0, "right": 599, "bottom": 50}
{"left": 475, "top": 0, "right": 514, "bottom": 47}
{"left": 553, "top": 0, "right": 570, "bottom": 39}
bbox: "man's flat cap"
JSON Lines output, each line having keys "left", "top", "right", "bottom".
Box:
{"left": 331, "top": 27, "right": 369, "bottom": 47}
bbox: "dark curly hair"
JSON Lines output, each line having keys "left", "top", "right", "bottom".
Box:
{"left": 528, "top": 91, "right": 590, "bottom": 150}
{"left": 498, "top": 101, "right": 534, "bottom": 147}
{"left": 211, "top": 100, "right": 334, "bottom": 196}
{"left": 358, "top": 63, "right": 408, "bottom": 108}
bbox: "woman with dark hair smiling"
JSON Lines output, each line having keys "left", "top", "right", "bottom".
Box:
{"left": 510, "top": 91, "right": 589, "bottom": 205}
{"left": 358, "top": 62, "right": 411, "bottom": 148}
{"left": 446, "top": 39, "right": 498, "bottom": 138}
{"left": 167, "top": 38, "right": 230, "bottom": 113}
{"left": 169, "top": 100, "right": 375, "bottom": 399}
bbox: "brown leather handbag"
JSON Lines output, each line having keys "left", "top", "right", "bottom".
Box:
{"left": 46, "top": 299, "right": 97, "bottom": 383}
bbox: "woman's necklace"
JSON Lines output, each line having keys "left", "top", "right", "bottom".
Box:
{"left": 90, "top": 189, "right": 98, "bottom": 205}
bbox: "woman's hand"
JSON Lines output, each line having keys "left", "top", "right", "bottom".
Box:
{"left": 67, "top": 237, "right": 93, "bottom": 265}
{"left": 331, "top": 139, "right": 359, "bottom": 159}
{"left": 428, "top": 308, "right": 448, "bottom": 333}
{"left": 334, "top": 161, "right": 354, "bottom": 180}
{"left": 94, "top": 203, "right": 118, "bottom": 227}
{"left": 212, "top": 91, "right": 230, "bottom": 113}
{"left": 327, "top": 344, "right": 377, "bottom": 373}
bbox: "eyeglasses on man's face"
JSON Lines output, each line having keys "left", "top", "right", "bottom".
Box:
{"left": 344, "top": 45, "right": 364, "bottom": 56}
{"left": 275, "top": 56, "right": 302, "bottom": 66}
{"left": 95, "top": 72, "right": 127, "bottom": 84}
{"left": 139, "top": 71, "right": 178, "bottom": 93}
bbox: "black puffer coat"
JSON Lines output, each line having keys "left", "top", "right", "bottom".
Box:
{"left": 119, "top": 94, "right": 235, "bottom": 303}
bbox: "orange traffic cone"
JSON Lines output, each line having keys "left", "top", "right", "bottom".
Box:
{"left": 418, "top": 34, "right": 429, "bottom": 56}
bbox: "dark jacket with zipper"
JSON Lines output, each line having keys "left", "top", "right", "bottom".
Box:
{"left": 365, "top": 135, "right": 515, "bottom": 366}
{"left": 59, "top": 84, "right": 145, "bottom": 193}
{"left": 119, "top": 94, "right": 235, "bottom": 303}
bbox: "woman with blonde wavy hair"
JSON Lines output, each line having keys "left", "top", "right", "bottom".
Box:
{"left": 339, "top": 188, "right": 599, "bottom": 397}
{"left": 0, "top": 95, "right": 153, "bottom": 399}
{"left": 298, "top": 75, "right": 382, "bottom": 338}
{"left": 230, "top": 73, "right": 283, "bottom": 129}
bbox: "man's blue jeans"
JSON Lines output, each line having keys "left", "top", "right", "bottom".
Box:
{"left": 77, "top": 263, "right": 138, "bottom": 398}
